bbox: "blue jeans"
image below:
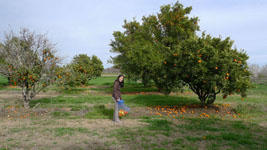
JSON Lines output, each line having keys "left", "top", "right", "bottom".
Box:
{"left": 112, "top": 97, "right": 120, "bottom": 122}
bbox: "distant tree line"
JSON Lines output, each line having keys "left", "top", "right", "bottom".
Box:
{"left": 103, "top": 67, "right": 120, "bottom": 74}
{"left": 249, "top": 64, "right": 267, "bottom": 84}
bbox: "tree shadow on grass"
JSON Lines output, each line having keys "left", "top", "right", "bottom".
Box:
{"left": 126, "top": 94, "right": 200, "bottom": 107}
{"left": 84, "top": 105, "right": 114, "bottom": 120}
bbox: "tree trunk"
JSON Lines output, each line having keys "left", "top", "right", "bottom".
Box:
{"left": 8, "top": 76, "right": 11, "bottom": 85}
{"left": 142, "top": 75, "right": 149, "bottom": 87}
{"left": 143, "top": 80, "right": 148, "bottom": 87}
{"left": 22, "top": 86, "right": 32, "bottom": 109}
{"left": 199, "top": 96, "right": 206, "bottom": 107}
{"left": 207, "top": 93, "right": 216, "bottom": 105}
{"left": 23, "top": 100, "right": 30, "bottom": 109}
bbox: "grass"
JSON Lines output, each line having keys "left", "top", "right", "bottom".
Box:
{"left": 0, "top": 75, "right": 266, "bottom": 149}
{"left": 176, "top": 118, "right": 266, "bottom": 149}
{"left": 84, "top": 104, "right": 114, "bottom": 119}
{"left": 88, "top": 76, "right": 116, "bottom": 86}
{"left": 144, "top": 119, "right": 173, "bottom": 131}
{"left": 0, "top": 75, "right": 21, "bottom": 90}
{"left": 52, "top": 111, "right": 71, "bottom": 118}
{"left": 0, "top": 75, "right": 8, "bottom": 86}
{"left": 110, "top": 117, "right": 266, "bottom": 150}
{"left": 54, "top": 127, "right": 90, "bottom": 136}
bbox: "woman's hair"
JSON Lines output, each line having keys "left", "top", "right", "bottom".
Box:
{"left": 115, "top": 74, "right": 124, "bottom": 88}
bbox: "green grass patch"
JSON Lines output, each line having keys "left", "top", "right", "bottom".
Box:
{"left": 176, "top": 117, "right": 266, "bottom": 149}
{"left": 0, "top": 147, "right": 10, "bottom": 150}
{"left": 84, "top": 105, "right": 113, "bottom": 119}
{"left": 54, "top": 127, "right": 90, "bottom": 136}
{"left": 29, "top": 95, "right": 112, "bottom": 107}
{"left": 0, "top": 75, "right": 21, "bottom": 90}
{"left": 172, "top": 138, "right": 184, "bottom": 145}
{"left": 69, "top": 105, "right": 90, "bottom": 111}
{"left": 29, "top": 94, "right": 200, "bottom": 108}
{"left": 185, "top": 136, "right": 202, "bottom": 142}
{"left": 0, "top": 75, "right": 8, "bottom": 87}
{"left": 88, "top": 76, "right": 116, "bottom": 86}
{"left": 8, "top": 127, "right": 36, "bottom": 133}
{"left": 248, "top": 84, "right": 267, "bottom": 95}
{"left": 234, "top": 103, "right": 264, "bottom": 114}
{"left": 52, "top": 111, "right": 71, "bottom": 118}
{"left": 177, "top": 118, "right": 224, "bottom": 132}
{"left": 144, "top": 119, "right": 173, "bottom": 131}
{"left": 126, "top": 94, "right": 199, "bottom": 107}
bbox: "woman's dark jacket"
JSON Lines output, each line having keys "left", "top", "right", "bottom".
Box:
{"left": 112, "top": 80, "right": 122, "bottom": 100}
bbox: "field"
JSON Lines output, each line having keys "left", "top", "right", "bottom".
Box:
{"left": 0, "top": 75, "right": 266, "bottom": 150}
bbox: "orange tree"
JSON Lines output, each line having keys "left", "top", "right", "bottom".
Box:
{"left": 0, "top": 28, "right": 60, "bottom": 108}
{"left": 55, "top": 54, "right": 103, "bottom": 89}
{"left": 110, "top": 1, "right": 199, "bottom": 93}
{"left": 165, "top": 33, "right": 253, "bottom": 105}
{"left": 110, "top": 1, "right": 253, "bottom": 100}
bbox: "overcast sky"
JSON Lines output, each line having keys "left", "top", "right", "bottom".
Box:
{"left": 0, "top": 0, "right": 266, "bottom": 68}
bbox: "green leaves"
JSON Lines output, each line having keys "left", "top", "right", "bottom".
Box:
{"left": 167, "top": 33, "right": 252, "bottom": 104}
{"left": 110, "top": 1, "right": 199, "bottom": 91}
{"left": 109, "top": 1, "right": 252, "bottom": 103}
{"left": 55, "top": 54, "right": 103, "bottom": 88}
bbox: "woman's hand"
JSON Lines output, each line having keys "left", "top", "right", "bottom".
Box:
{"left": 116, "top": 99, "right": 120, "bottom": 102}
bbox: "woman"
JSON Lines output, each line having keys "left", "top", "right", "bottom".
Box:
{"left": 112, "top": 74, "right": 124, "bottom": 122}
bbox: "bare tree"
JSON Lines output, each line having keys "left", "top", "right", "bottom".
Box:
{"left": 248, "top": 64, "right": 260, "bottom": 81}
{"left": 0, "top": 28, "right": 62, "bottom": 108}
{"left": 258, "top": 64, "right": 267, "bottom": 77}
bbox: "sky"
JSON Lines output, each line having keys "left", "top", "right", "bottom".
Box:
{"left": 0, "top": 0, "right": 266, "bottom": 68}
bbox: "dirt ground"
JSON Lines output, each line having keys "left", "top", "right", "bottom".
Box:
{"left": 0, "top": 117, "right": 149, "bottom": 150}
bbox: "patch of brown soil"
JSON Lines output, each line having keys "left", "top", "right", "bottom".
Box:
{"left": 0, "top": 90, "right": 60, "bottom": 99}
